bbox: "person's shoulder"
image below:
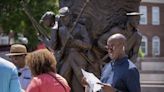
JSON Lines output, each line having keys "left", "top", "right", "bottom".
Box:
{"left": 21, "top": 66, "right": 32, "bottom": 79}
{"left": 55, "top": 74, "right": 69, "bottom": 84}
{"left": 127, "top": 60, "right": 139, "bottom": 73}
{"left": 0, "top": 57, "right": 16, "bottom": 70}
{"left": 127, "top": 60, "right": 137, "bottom": 69}
{"left": 102, "top": 62, "right": 112, "bottom": 72}
{"left": 21, "top": 66, "right": 31, "bottom": 72}
{"left": 31, "top": 76, "right": 41, "bottom": 84}
{"left": 55, "top": 74, "right": 66, "bottom": 80}
{"left": 123, "top": 60, "right": 139, "bottom": 77}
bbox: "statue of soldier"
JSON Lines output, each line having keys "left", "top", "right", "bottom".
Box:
{"left": 52, "top": 7, "right": 92, "bottom": 92}
{"left": 97, "top": 12, "right": 142, "bottom": 63}
{"left": 40, "top": 7, "right": 92, "bottom": 92}
{"left": 124, "top": 12, "right": 142, "bottom": 63}
{"left": 39, "top": 11, "right": 59, "bottom": 51}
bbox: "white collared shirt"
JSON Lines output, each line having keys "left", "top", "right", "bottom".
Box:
{"left": 18, "top": 66, "right": 32, "bottom": 90}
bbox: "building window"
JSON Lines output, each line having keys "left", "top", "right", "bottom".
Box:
{"left": 152, "top": 6, "right": 160, "bottom": 25}
{"left": 152, "top": 36, "right": 160, "bottom": 56}
{"left": 140, "top": 36, "right": 148, "bottom": 56}
{"left": 0, "top": 36, "right": 9, "bottom": 45}
{"left": 139, "top": 6, "right": 147, "bottom": 25}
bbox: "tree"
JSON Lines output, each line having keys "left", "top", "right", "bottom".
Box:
{"left": 0, "top": 0, "right": 59, "bottom": 50}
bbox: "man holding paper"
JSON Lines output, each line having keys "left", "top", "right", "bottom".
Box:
{"left": 82, "top": 33, "right": 140, "bottom": 92}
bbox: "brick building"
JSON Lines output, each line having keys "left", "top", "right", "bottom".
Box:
{"left": 138, "top": 0, "right": 164, "bottom": 92}
{"left": 139, "top": 0, "right": 164, "bottom": 57}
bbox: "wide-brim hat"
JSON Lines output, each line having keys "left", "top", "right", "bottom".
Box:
{"left": 126, "top": 12, "right": 143, "bottom": 16}
{"left": 5, "top": 44, "right": 27, "bottom": 56}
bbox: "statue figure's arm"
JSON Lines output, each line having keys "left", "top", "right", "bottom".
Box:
{"left": 98, "top": 27, "right": 123, "bottom": 52}
{"left": 129, "top": 32, "right": 142, "bottom": 63}
{"left": 50, "top": 22, "right": 59, "bottom": 50}
{"left": 70, "top": 24, "right": 92, "bottom": 50}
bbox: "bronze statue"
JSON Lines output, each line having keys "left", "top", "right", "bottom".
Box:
{"left": 57, "top": 7, "right": 92, "bottom": 92}
{"left": 38, "top": 0, "right": 142, "bottom": 92}
{"left": 58, "top": 0, "right": 141, "bottom": 61}
{"left": 124, "top": 12, "right": 142, "bottom": 63}
{"left": 98, "top": 12, "right": 142, "bottom": 63}
{"left": 39, "top": 11, "right": 59, "bottom": 51}
{"left": 40, "top": 7, "right": 94, "bottom": 92}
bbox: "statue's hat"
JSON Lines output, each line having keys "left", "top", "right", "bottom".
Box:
{"left": 126, "top": 12, "right": 143, "bottom": 16}
{"left": 59, "top": 7, "right": 70, "bottom": 17}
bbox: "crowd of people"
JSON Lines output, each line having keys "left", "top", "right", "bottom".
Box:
{"left": 0, "top": 6, "right": 141, "bottom": 92}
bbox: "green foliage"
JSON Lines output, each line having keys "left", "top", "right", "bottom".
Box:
{"left": 138, "top": 48, "right": 144, "bottom": 59}
{"left": 0, "top": 0, "right": 59, "bottom": 50}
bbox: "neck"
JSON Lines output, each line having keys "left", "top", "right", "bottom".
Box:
{"left": 116, "top": 52, "right": 126, "bottom": 60}
{"left": 50, "top": 22, "right": 55, "bottom": 27}
{"left": 127, "top": 25, "right": 133, "bottom": 31}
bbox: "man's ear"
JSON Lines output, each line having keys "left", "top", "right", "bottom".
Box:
{"left": 123, "top": 46, "right": 125, "bottom": 51}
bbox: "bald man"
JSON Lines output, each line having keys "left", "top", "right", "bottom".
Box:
{"left": 100, "top": 33, "right": 140, "bottom": 92}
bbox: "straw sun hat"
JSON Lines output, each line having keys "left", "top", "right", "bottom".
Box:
{"left": 5, "top": 44, "right": 27, "bottom": 56}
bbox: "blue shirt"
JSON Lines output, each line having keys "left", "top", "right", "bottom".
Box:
{"left": 101, "top": 56, "right": 140, "bottom": 92}
{"left": 18, "top": 66, "right": 31, "bottom": 90}
{"left": 0, "top": 57, "right": 22, "bottom": 92}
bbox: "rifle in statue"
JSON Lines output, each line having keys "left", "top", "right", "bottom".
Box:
{"left": 20, "top": 0, "right": 52, "bottom": 50}
{"left": 58, "top": 0, "right": 91, "bottom": 61}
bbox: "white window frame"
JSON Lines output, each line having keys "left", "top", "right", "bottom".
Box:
{"left": 140, "top": 36, "right": 148, "bottom": 56}
{"left": 139, "top": 6, "right": 147, "bottom": 25}
{"left": 0, "top": 36, "right": 9, "bottom": 45}
{"left": 152, "top": 6, "right": 160, "bottom": 25}
{"left": 152, "top": 36, "right": 160, "bottom": 56}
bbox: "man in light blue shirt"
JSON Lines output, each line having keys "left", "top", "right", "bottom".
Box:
{"left": 0, "top": 57, "right": 22, "bottom": 92}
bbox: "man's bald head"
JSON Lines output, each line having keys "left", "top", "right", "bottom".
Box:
{"left": 107, "top": 33, "right": 126, "bottom": 46}
{"left": 106, "top": 33, "right": 127, "bottom": 60}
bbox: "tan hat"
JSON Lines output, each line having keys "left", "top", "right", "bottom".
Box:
{"left": 6, "top": 44, "right": 27, "bottom": 56}
{"left": 126, "top": 12, "right": 143, "bottom": 16}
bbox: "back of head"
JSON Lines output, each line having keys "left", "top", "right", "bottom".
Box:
{"left": 26, "top": 49, "right": 56, "bottom": 76}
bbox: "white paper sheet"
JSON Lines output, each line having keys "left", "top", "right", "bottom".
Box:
{"left": 81, "top": 69, "right": 102, "bottom": 92}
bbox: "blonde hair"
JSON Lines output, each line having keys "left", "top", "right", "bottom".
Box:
{"left": 26, "top": 49, "right": 57, "bottom": 76}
